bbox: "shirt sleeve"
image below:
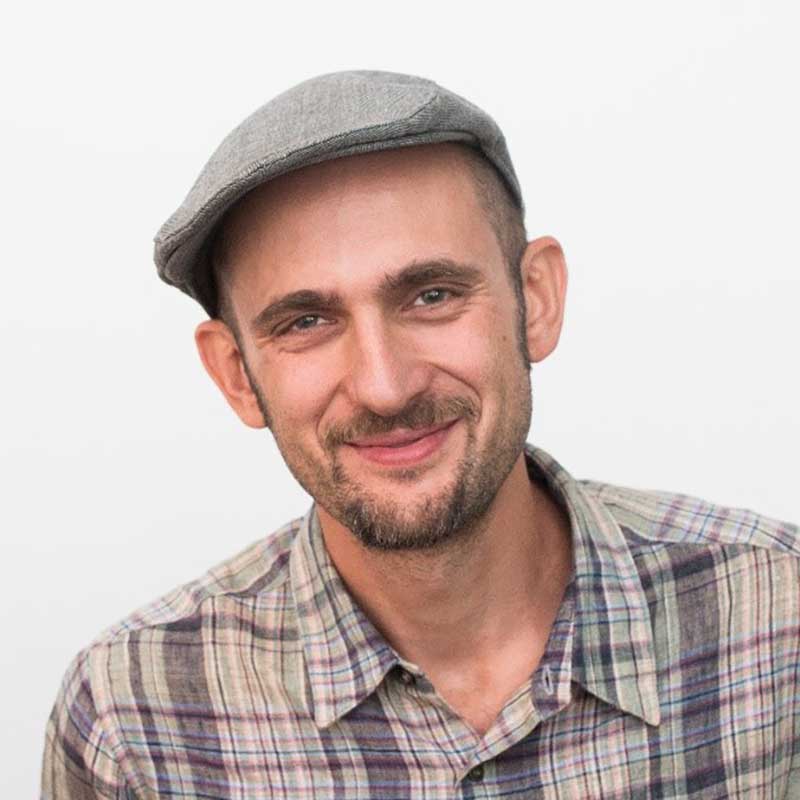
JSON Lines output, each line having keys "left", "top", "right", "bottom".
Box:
{"left": 41, "top": 649, "right": 128, "bottom": 800}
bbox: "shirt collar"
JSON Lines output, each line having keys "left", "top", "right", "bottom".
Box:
{"left": 525, "top": 446, "right": 661, "bottom": 726}
{"left": 289, "top": 445, "right": 661, "bottom": 729}
{"left": 289, "top": 507, "right": 399, "bottom": 728}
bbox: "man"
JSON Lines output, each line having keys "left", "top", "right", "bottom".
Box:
{"left": 42, "top": 71, "right": 799, "bottom": 799}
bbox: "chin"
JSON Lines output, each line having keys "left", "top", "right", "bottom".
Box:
{"left": 337, "top": 464, "right": 499, "bottom": 552}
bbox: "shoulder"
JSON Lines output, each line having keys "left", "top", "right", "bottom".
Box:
{"left": 43, "top": 516, "right": 306, "bottom": 794}
{"left": 581, "top": 478, "right": 799, "bottom": 622}
{"left": 58, "top": 513, "right": 305, "bottom": 705}
{"left": 577, "top": 480, "right": 800, "bottom": 753}
{"left": 57, "top": 510, "right": 304, "bottom": 675}
{"left": 581, "top": 478, "right": 800, "bottom": 558}
{"left": 94, "top": 515, "right": 301, "bottom": 645}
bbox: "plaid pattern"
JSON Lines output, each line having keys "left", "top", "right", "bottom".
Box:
{"left": 42, "top": 446, "right": 800, "bottom": 799}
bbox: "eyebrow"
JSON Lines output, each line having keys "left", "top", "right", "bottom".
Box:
{"left": 250, "top": 289, "right": 345, "bottom": 336}
{"left": 249, "top": 258, "right": 484, "bottom": 336}
{"left": 378, "top": 259, "right": 484, "bottom": 297}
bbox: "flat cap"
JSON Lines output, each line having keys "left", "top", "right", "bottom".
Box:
{"left": 153, "top": 70, "right": 523, "bottom": 316}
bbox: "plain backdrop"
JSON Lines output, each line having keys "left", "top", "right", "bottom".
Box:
{"left": 2, "top": 1, "right": 798, "bottom": 795}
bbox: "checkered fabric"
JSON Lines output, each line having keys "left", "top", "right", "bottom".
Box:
{"left": 42, "top": 446, "right": 800, "bottom": 798}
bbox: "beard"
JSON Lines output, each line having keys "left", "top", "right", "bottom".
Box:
{"left": 327, "top": 396, "right": 494, "bottom": 551}
{"left": 250, "top": 368, "right": 533, "bottom": 552}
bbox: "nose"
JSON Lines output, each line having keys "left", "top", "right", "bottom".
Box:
{"left": 343, "top": 315, "right": 431, "bottom": 417}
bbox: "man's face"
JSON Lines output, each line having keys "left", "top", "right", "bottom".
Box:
{"left": 211, "top": 144, "right": 535, "bottom": 550}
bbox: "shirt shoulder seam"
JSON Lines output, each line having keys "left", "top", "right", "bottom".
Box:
{"left": 86, "top": 522, "right": 300, "bottom": 650}
{"left": 580, "top": 480, "right": 800, "bottom": 558}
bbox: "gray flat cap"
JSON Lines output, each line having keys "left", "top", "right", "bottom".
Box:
{"left": 153, "top": 70, "right": 523, "bottom": 316}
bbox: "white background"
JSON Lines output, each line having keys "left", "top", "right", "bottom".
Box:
{"left": 2, "top": 1, "right": 798, "bottom": 795}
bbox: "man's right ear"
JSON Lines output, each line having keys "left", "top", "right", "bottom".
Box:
{"left": 194, "top": 320, "right": 268, "bottom": 429}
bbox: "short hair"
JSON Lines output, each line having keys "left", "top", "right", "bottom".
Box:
{"left": 457, "top": 146, "right": 529, "bottom": 346}
{"left": 209, "top": 144, "right": 528, "bottom": 335}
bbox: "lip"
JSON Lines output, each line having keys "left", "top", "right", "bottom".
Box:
{"left": 344, "top": 420, "right": 458, "bottom": 467}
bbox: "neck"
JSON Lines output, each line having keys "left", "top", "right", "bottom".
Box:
{"left": 317, "top": 453, "right": 573, "bottom": 670}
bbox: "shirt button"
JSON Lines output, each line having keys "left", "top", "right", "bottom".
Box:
{"left": 397, "top": 668, "right": 416, "bottom": 686}
{"left": 467, "top": 764, "right": 484, "bottom": 782}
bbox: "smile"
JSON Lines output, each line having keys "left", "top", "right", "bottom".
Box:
{"left": 344, "top": 420, "right": 459, "bottom": 468}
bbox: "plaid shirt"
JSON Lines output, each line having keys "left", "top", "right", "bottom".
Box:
{"left": 42, "top": 446, "right": 800, "bottom": 799}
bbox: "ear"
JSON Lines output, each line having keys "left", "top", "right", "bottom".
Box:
{"left": 194, "top": 319, "right": 268, "bottom": 428}
{"left": 520, "top": 236, "right": 568, "bottom": 363}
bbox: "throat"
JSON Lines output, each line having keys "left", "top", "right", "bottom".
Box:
{"left": 422, "top": 636, "right": 551, "bottom": 738}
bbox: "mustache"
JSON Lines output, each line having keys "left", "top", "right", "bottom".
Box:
{"left": 323, "top": 395, "right": 479, "bottom": 449}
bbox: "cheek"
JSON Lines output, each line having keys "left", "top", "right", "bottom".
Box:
{"left": 426, "top": 313, "right": 511, "bottom": 390}
{"left": 465, "top": 311, "right": 528, "bottom": 410}
{"left": 260, "top": 356, "right": 338, "bottom": 434}
{"left": 462, "top": 298, "right": 517, "bottom": 359}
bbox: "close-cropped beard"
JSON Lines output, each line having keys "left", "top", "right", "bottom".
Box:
{"left": 252, "top": 372, "right": 532, "bottom": 554}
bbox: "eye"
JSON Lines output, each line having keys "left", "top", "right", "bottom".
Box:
{"left": 413, "top": 288, "right": 452, "bottom": 306}
{"left": 294, "top": 315, "right": 321, "bottom": 329}
{"left": 280, "top": 314, "right": 327, "bottom": 335}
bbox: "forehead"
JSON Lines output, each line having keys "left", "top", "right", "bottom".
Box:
{"left": 218, "top": 143, "right": 502, "bottom": 306}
